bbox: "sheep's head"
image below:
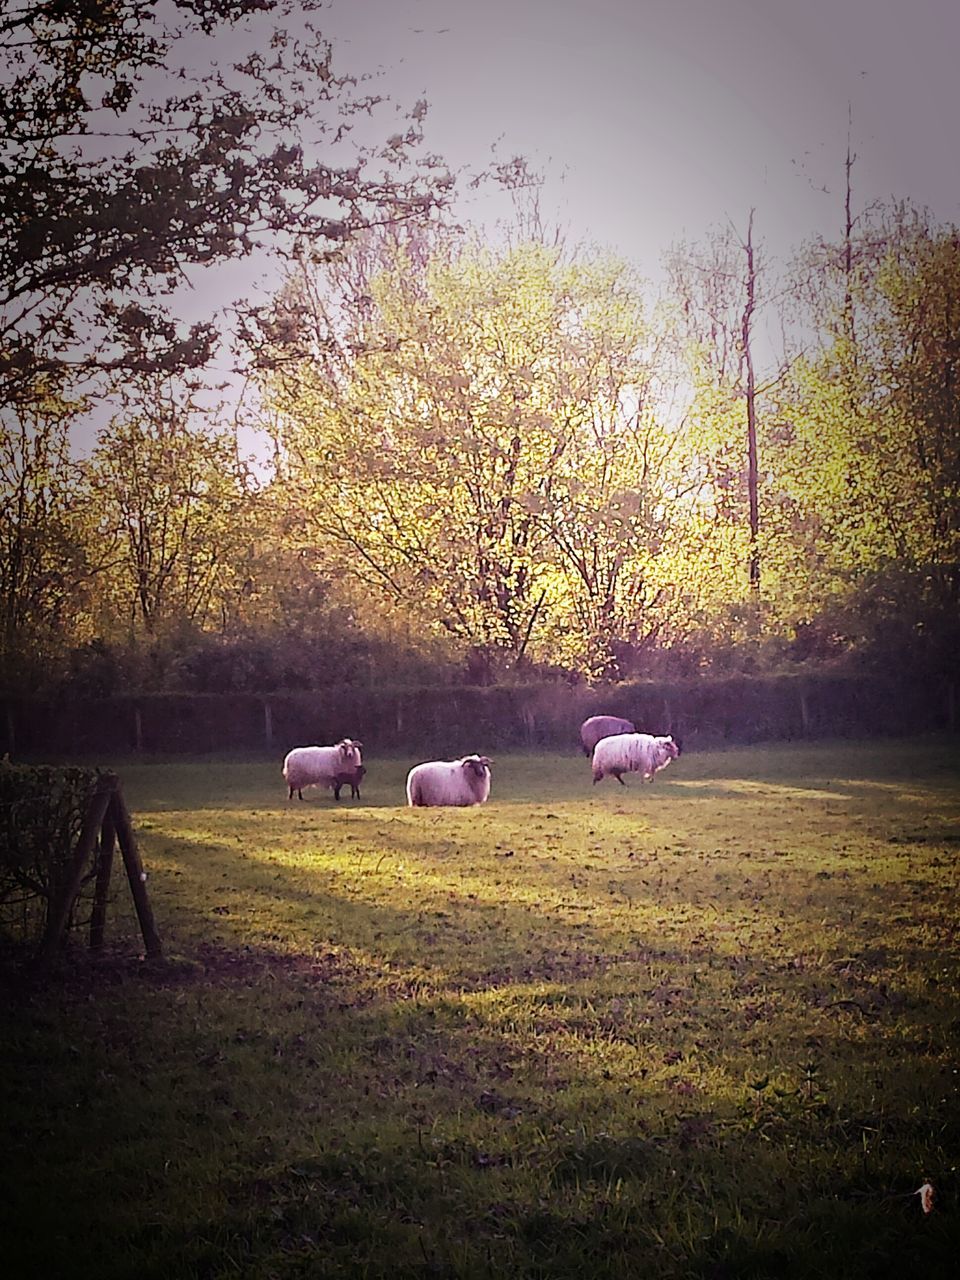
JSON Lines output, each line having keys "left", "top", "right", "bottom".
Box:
{"left": 654, "top": 736, "right": 680, "bottom": 766}
{"left": 459, "top": 755, "right": 492, "bottom": 797}
{"left": 337, "top": 739, "right": 363, "bottom": 766}
{"left": 461, "top": 754, "right": 492, "bottom": 779}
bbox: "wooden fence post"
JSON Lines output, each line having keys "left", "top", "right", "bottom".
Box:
{"left": 89, "top": 803, "right": 117, "bottom": 952}
{"left": 263, "top": 699, "right": 273, "bottom": 751}
{"left": 112, "top": 788, "right": 163, "bottom": 960}
{"left": 36, "top": 774, "right": 116, "bottom": 969}
{"left": 521, "top": 706, "right": 535, "bottom": 746}
{"left": 800, "top": 691, "right": 810, "bottom": 736}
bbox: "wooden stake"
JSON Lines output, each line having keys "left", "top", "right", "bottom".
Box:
{"left": 36, "top": 774, "right": 116, "bottom": 969}
{"left": 112, "top": 789, "right": 163, "bottom": 960}
{"left": 89, "top": 803, "right": 117, "bottom": 952}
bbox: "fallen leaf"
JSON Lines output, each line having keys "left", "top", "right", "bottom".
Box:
{"left": 916, "top": 1182, "right": 935, "bottom": 1214}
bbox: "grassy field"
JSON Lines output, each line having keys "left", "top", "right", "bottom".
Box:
{"left": 2, "top": 739, "right": 959, "bottom": 1278}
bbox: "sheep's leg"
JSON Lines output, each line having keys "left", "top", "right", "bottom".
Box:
{"left": 333, "top": 781, "right": 342, "bottom": 801}
{"left": 288, "top": 785, "right": 295, "bottom": 800}
{"left": 614, "top": 770, "right": 625, "bottom": 786}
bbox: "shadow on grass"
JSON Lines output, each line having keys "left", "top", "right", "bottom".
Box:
{"left": 4, "top": 896, "right": 960, "bottom": 1280}
{"left": 4, "top": 739, "right": 959, "bottom": 1279}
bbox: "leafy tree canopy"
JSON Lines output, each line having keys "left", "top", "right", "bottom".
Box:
{"left": 1, "top": 0, "right": 452, "bottom": 407}
{"left": 259, "top": 227, "right": 714, "bottom": 677}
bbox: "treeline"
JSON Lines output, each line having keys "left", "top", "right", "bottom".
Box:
{"left": 4, "top": 206, "right": 958, "bottom": 698}
{"left": 2, "top": 5, "right": 957, "bottom": 699}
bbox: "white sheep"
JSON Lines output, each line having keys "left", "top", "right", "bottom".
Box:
{"left": 406, "top": 754, "right": 492, "bottom": 807}
{"left": 591, "top": 732, "right": 680, "bottom": 786}
{"left": 579, "top": 714, "right": 636, "bottom": 757}
{"left": 282, "top": 739, "right": 363, "bottom": 801}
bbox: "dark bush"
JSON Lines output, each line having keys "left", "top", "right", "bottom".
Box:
{"left": 0, "top": 762, "right": 101, "bottom": 951}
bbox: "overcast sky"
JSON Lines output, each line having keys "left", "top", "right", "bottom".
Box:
{"left": 320, "top": 0, "right": 960, "bottom": 275}
{"left": 72, "top": 0, "right": 960, "bottom": 450}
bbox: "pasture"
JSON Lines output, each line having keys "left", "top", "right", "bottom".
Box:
{"left": 3, "top": 739, "right": 959, "bottom": 1278}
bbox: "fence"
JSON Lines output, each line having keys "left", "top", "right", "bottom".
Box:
{"left": 1, "top": 671, "right": 954, "bottom": 760}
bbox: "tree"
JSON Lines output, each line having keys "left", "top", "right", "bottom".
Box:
{"left": 777, "top": 221, "right": 960, "bottom": 592}
{"left": 750, "top": 209, "right": 958, "bottom": 678}
{"left": 0, "top": 396, "right": 94, "bottom": 689}
{"left": 83, "top": 377, "right": 254, "bottom": 640}
{"left": 875, "top": 228, "right": 960, "bottom": 605}
{"left": 259, "top": 228, "right": 690, "bottom": 675}
{"left": 665, "top": 214, "right": 770, "bottom": 593}
{"left": 1, "top": 0, "right": 452, "bottom": 409}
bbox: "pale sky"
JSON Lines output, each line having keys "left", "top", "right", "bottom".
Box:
{"left": 321, "top": 0, "right": 960, "bottom": 273}
{"left": 71, "top": 0, "right": 960, "bottom": 450}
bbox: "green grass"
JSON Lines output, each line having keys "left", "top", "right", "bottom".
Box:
{"left": 3, "top": 739, "right": 959, "bottom": 1278}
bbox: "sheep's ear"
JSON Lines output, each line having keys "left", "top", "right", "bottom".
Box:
{"left": 479, "top": 756, "right": 492, "bottom": 767}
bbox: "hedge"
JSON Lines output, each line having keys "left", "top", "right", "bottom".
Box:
{"left": 0, "top": 763, "right": 102, "bottom": 951}
{"left": 1, "top": 671, "right": 954, "bottom": 760}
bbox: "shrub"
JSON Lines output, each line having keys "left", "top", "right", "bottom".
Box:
{"left": 0, "top": 762, "right": 101, "bottom": 953}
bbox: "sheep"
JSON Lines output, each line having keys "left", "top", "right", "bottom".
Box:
{"left": 282, "top": 739, "right": 363, "bottom": 801}
{"left": 579, "top": 714, "right": 636, "bottom": 757}
{"left": 406, "top": 754, "right": 492, "bottom": 807}
{"left": 591, "top": 732, "right": 680, "bottom": 786}
{"left": 332, "top": 763, "right": 366, "bottom": 801}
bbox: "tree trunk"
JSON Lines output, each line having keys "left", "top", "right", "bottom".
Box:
{"left": 741, "top": 210, "right": 760, "bottom": 590}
